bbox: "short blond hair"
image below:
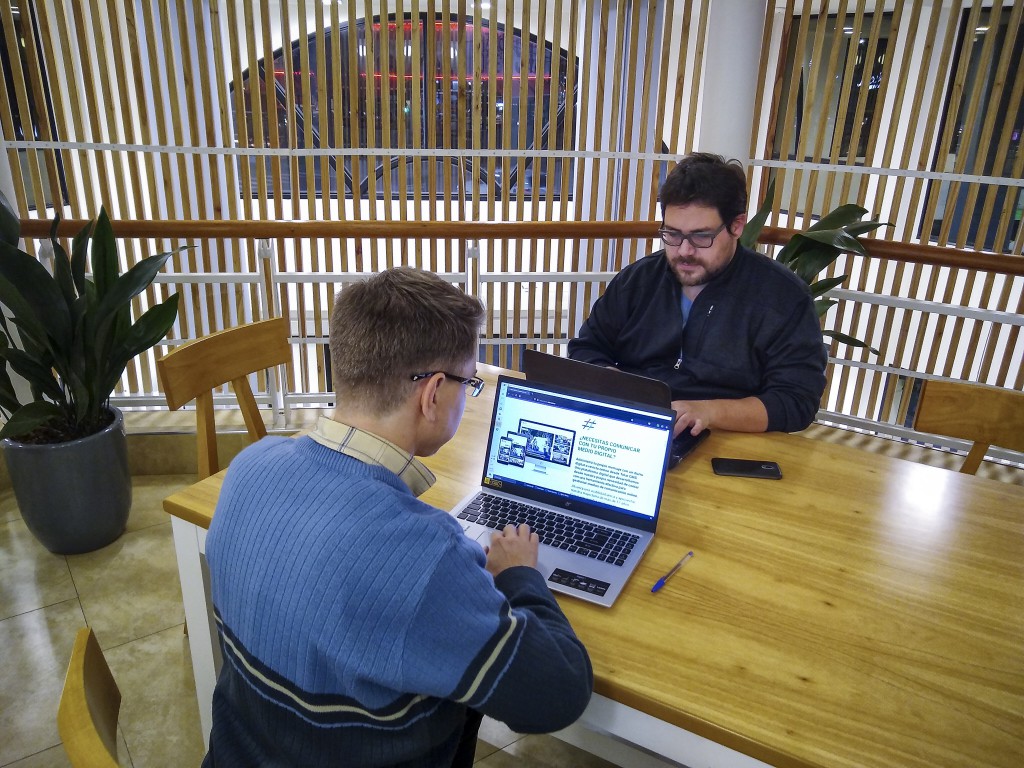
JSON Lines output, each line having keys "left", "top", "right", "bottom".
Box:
{"left": 329, "top": 267, "right": 484, "bottom": 413}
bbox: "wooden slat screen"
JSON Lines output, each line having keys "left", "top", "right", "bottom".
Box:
{"left": 1, "top": 0, "right": 711, "bottom": 392}
{"left": 750, "top": 0, "right": 1024, "bottom": 418}
{"left": 1, "top": 1, "right": 1020, "bottom": 432}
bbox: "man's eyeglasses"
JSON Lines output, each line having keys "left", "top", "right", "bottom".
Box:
{"left": 410, "top": 371, "right": 485, "bottom": 397}
{"left": 658, "top": 222, "right": 727, "bottom": 249}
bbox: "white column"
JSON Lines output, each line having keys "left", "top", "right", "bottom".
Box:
{"left": 696, "top": 0, "right": 768, "bottom": 162}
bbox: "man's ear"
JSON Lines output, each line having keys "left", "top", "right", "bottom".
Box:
{"left": 729, "top": 213, "right": 748, "bottom": 237}
{"left": 416, "top": 372, "right": 444, "bottom": 422}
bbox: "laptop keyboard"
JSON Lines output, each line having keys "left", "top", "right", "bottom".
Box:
{"left": 457, "top": 492, "right": 638, "bottom": 566}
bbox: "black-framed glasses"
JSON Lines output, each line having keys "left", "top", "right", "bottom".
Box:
{"left": 658, "top": 222, "right": 727, "bottom": 249}
{"left": 410, "top": 371, "right": 485, "bottom": 397}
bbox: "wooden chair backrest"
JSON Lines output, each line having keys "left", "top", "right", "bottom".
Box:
{"left": 912, "top": 379, "right": 1024, "bottom": 474}
{"left": 58, "top": 627, "right": 121, "bottom": 768}
{"left": 156, "top": 316, "right": 291, "bottom": 478}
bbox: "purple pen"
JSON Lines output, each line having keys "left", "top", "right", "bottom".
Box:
{"left": 651, "top": 550, "right": 694, "bottom": 593}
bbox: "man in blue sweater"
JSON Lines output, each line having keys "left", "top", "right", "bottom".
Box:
{"left": 203, "top": 268, "right": 592, "bottom": 767}
{"left": 569, "top": 153, "right": 827, "bottom": 436}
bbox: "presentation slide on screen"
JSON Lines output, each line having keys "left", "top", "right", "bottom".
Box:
{"left": 485, "top": 387, "right": 667, "bottom": 517}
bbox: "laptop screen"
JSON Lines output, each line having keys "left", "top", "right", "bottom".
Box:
{"left": 481, "top": 376, "right": 674, "bottom": 529}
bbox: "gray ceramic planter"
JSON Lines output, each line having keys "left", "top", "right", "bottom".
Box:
{"left": 2, "top": 407, "right": 131, "bottom": 554}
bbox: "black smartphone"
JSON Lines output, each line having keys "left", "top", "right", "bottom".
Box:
{"left": 711, "top": 457, "right": 783, "bottom": 480}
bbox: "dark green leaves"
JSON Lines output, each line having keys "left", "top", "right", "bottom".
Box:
{"left": 0, "top": 206, "right": 183, "bottom": 441}
{"left": 742, "top": 176, "right": 889, "bottom": 356}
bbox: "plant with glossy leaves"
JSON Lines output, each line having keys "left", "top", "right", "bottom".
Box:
{"left": 741, "top": 178, "right": 888, "bottom": 354}
{"left": 0, "top": 195, "right": 182, "bottom": 442}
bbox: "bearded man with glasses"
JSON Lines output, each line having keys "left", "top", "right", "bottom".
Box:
{"left": 203, "top": 267, "right": 591, "bottom": 768}
{"left": 569, "top": 152, "right": 827, "bottom": 437}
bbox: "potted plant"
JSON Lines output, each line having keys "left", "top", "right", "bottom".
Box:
{"left": 0, "top": 194, "right": 181, "bottom": 554}
{"left": 741, "top": 179, "right": 888, "bottom": 354}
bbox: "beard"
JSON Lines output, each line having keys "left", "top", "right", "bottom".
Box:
{"left": 668, "top": 255, "right": 731, "bottom": 287}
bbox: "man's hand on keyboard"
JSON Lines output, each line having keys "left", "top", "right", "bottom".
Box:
{"left": 485, "top": 523, "right": 540, "bottom": 577}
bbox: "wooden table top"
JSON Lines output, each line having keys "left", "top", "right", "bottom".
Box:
{"left": 164, "top": 364, "right": 1024, "bottom": 768}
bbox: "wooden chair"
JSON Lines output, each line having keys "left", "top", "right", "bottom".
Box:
{"left": 58, "top": 627, "right": 121, "bottom": 768}
{"left": 156, "top": 316, "right": 291, "bottom": 479}
{"left": 912, "top": 379, "right": 1024, "bottom": 474}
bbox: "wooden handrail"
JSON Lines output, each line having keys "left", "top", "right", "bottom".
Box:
{"left": 16, "top": 218, "right": 1024, "bottom": 276}
{"left": 17, "top": 218, "right": 660, "bottom": 240}
{"left": 760, "top": 226, "right": 1024, "bottom": 277}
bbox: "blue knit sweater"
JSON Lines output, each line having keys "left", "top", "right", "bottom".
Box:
{"left": 203, "top": 436, "right": 593, "bottom": 767}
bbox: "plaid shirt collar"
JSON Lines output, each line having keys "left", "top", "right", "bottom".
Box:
{"left": 308, "top": 416, "right": 436, "bottom": 497}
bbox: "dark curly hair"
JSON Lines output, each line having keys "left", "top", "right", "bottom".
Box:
{"left": 659, "top": 152, "right": 747, "bottom": 226}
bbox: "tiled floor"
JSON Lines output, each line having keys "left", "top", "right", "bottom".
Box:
{"left": 3, "top": 417, "right": 1020, "bottom": 768}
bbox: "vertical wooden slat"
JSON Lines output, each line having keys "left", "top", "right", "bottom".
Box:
{"left": 0, "top": 20, "right": 29, "bottom": 220}
{"left": 32, "top": 1, "right": 84, "bottom": 215}
{"left": 667, "top": 0, "right": 695, "bottom": 154}
{"left": 409, "top": 0, "right": 424, "bottom": 230}
{"left": 820, "top": 0, "right": 866, "bottom": 211}
{"left": 523, "top": 0, "right": 551, "bottom": 345}
{"left": 953, "top": 2, "right": 1016, "bottom": 251}
{"left": 15, "top": 2, "right": 64, "bottom": 212}
{"left": 379, "top": 9, "right": 395, "bottom": 269}
{"left": 832, "top": 7, "right": 892, "bottom": 398}
{"left": 628, "top": 0, "right": 658, "bottom": 237}
{"left": 543, "top": 0, "right": 565, "bottom": 345}
{"left": 601, "top": 0, "right": 625, "bottom": 232}
{"left": 800, "top": 0, "right": 847, "bottom": 227}
{"left": 345, "top": 0, "right": 365, "bottom": 274}
{"left": 424, "top": 0, "right": 440, "bottom": 272}
{"left": 922, "top": 1, "right": 987, "bottom": 377}
{"left": 470, "top": 0, "right": 483, "bottom": 224}
{"left": 312, "top": 2, "right": 329, "bottom": 388}
{"left": 885, "top": 2, "right": 950, "bottom": 398}
{"left": 683, "top": 3, "right": 708, "bottom": 156}
{"left": 137, "top": 0, "right": 178, "bottom": 328}
{"left": 839, "top": 7, "right": 884, "bottom": 203}
{"left": 513, "top": 0, "right": 532, "bottom": 239}
{"left": 945, "top": 4, "right": 1019, "bottom": 379}
{"left": 571, "top": 2, "right": 601, "bottom": 346}
{"left": 205, "top": 3, "right": 247, "bottom": 332}
{"left": 551, "top": 0, "right": 579, "bottom": 349}
{"left": 107, "top": 1, "right": 161, "bottom": 393}
{"left": 851, "top": 0, "right": 910, "bottom": 413}
{"left": 0, "top": 3, "right": 47, "bottom": 215}
{"left": 157, "top": 0, "right": 205, "bottom": 343}
{"left": 484, "top": 0, "right": 499, "bottom": 223}
{"left": 361, "top": 0, "right": 381, "bottom": 271}
{"left": 233, "top": 0, "right": 263, "bottom": 324}
{"left": 87, "top": 2, "right": 148, "bottom": 391}
{"left": 395, "top": 0, "right": 410, "bottom": 236}
{"left": 439, "top": 3, "right": 454, "bottom": 267}
{"left": 942, "top": 3, "right": 999, "bottom": 249}
{"left": 779, "top": 0, "right": 814, "bottom": 222}
{"left": 918, "top": 0, "right": 981, "bottom": 250}
{"left": 490, "top": 0, "right": 516, "bottom": 364}
{"left": 613, "top": 0, "right": 641, "bottom": 267}
{"left": 176, "top": 0, "right": 219, "bottom": 337}
{"left": 226, "top": 0, "right": 256, "bottom": 329}
{"left": 509, "top": 0, "right": 532, "bottom": 351}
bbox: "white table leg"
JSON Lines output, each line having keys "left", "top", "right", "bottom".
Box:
{"left": 171, "top": 516, "right": 220, "bottom": 748}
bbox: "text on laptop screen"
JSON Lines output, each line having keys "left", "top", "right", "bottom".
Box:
{"left": 483, "top": 380, "right": 673, "bottom": 521}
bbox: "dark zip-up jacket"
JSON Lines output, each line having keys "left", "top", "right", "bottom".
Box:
{"left": 567, "top": 245, "right": 827, "bottom": 432}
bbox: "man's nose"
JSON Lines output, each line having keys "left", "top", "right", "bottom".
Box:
{"left": 675, "top": 238, "right": 697, "bottom": 256}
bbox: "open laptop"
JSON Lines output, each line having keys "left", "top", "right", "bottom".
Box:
{"left": 450, "top": 375, "right": 675, "bottom": 607}
{"left": 522, "top": 349, "right": 710, "bottom": 468}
